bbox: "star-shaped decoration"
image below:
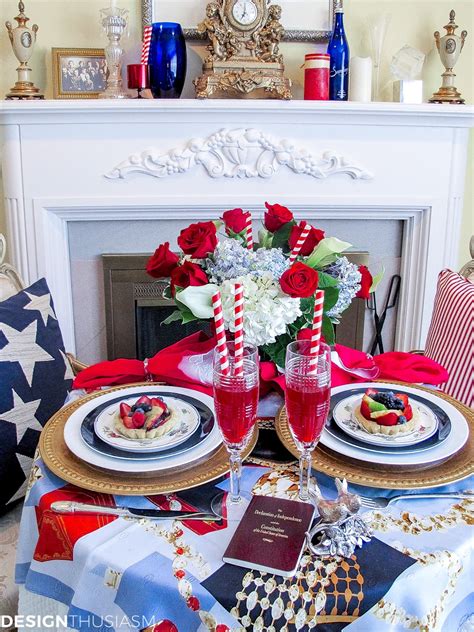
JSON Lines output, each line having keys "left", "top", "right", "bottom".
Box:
{"left": 0, "top": 389, "right": 42, "bottom": 445}
{"left": 59, "top": 348, "right": 74, "bottom": 382}
{"left": 0, "top": 320, "right": 54, "bottom": 386}
{"left": 24, "top": 291, "right": 57, "bottom": 327}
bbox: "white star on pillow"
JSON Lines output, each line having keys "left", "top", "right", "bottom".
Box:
{"left": 24, "top": 291, "right": 57, "bottom": 327}
{"left": 0, "top": 389, "right": 42, "bottom": 444}
{"left": 0, "top": 320, "right": 54, "bottom": 386}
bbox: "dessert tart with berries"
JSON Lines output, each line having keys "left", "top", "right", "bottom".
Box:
{"left": 114, "top": 395, "right": 179, "bottom": 440}
{"left": 354, "top": 389, "right": 418, "bottom": 436}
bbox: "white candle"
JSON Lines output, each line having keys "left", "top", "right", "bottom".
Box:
{"left": 349, "top": 57, "right": 373, "bottom": 102}
{"left": 110, "top": 0, "right": 118, "bottom": 8}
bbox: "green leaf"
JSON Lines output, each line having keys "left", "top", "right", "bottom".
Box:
{"left": 162, "top": 285, "right": 173, "bottom": 300}
{"left": 300, "top": 296, "right": 315, "bottom": 315}
{"left": 161, "top": 310, "right": 183, "bottom": 325}
{"left": 317, "top": 271, "right": 339, "bottom": 288}
{"left": 213, "top": 220, "right": 224, "bottom": 231}
{"left": 322, "top": 315, "right": 335, "bottom": 345}
{"left": 258, "top": 228, "right": 274, "bottom": 249}
{"left": 370, "top": 265, "right": 385, "bottom": 292}
{"left": 271, "top": 220, "right": 295, "bottom": 250}
{"left": 262, "top": 334, "right": 292, "bottom": 369}
{"left": 323, "top": 286, "right": 339, "bottom": 312}
{"left": 305, "top": 237, "right": 352, "bottom": 268}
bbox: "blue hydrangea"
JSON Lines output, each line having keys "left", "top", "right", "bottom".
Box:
{"left": 205, "top": 239, "right": 289, "bottom": 284}
{"left": 324, "top": 256, "right": 362, "bottom": 319}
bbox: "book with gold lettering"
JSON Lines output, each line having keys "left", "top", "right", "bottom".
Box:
{"left": 223, "top": 495, "right": 315, "bottom": 577}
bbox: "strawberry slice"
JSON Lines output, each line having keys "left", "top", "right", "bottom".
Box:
{"left": 370, "top": 411, "right": 400, "bottom": 426}
{"left": 365, "top": 388, "right": 378, "bottom": 398}
{"left": 404, "top": 404, "right": 413, "bottom": 421}
{"left": 360, "top": 398, "right": 372, "bottom": 419}
{"left": 122, "top": 414, "right": 134, "bottom": 429}
{"left": 136, "top": 395, "right": 152, "bottom": 407}
{"left": 395, "top": 393, "right": 409, "bottom": 407}
{"left": 150, "top": 398, "right": 167, "bottom": 414}
{"left": 119, "top": 402, "right": 131, "bottom": 420}
{"left": 146, "top": 413, "right": 167, "bottom": 430}
{"left": 132, "top": 410, "right": 146, "bottom": 429}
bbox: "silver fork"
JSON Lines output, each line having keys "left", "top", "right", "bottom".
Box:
{"left": 359, "top": 490, "right": 474, "bottom": 509}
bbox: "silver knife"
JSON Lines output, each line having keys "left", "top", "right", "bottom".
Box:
{"left": 51, "top": 501, "right": 219, "bottom": 521}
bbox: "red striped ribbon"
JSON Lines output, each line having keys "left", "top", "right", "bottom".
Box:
{"left": 212, "top": 290, "right": 230, "bottom": 375}
{"left": 289, "top": 222, "right": 311, "bottom": 264}
{"left": 141, "top": 25, "right": 152, "bottom": 64}
{"left": 233, "top": 282, "right": 244, "bottom": 375}
{"left": 309, "top": 289, "right": 325, "bottom": 373}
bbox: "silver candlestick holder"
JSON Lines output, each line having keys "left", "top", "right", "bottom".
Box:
{"left": 99, "top": 4, "right": 129, "bottom": 99}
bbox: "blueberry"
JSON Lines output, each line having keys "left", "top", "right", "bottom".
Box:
{"left": 131, "top": 405, "right": 137, "bottom": 412}
{"left": 398, "top": 416, "right": 407, "bottom": 424}
{"left": 142, "top": 404, "right": 152, "bottom": 413}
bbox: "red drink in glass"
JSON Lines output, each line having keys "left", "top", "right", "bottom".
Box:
{"left": 214, "top": 381, "right": 259, "bottom": 445}
{"left": 286, "top": 383, "right": 330, "bottom": 444}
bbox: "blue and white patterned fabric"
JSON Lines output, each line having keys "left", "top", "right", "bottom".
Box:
{"left": 15, "top": 455, "right": 474, "bottom": 632}
{"left": 0, "top": 279, "right": 73, "bottom": 513}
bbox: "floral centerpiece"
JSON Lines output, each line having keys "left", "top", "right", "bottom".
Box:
{"left": 146, "top": 203, "right": 381, "bottom": 368}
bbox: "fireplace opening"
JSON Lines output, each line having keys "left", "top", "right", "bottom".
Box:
{"left": 102, "top": 253, "right": 368, "bottom": 361}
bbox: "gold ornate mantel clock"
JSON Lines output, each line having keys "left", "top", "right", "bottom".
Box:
{"left": 194, "top": 0, "right": 292, "bottom": 99}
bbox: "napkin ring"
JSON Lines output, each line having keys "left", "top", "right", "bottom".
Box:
{"left": 306, "top": 514, "right": 372, "bottom": 558}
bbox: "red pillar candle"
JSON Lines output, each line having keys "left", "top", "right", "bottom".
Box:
{"left": 303, "top": 53, "right": 330, "bottom": 100}
{"left": 127, "top": 64, "right": 150, "bottom": 90}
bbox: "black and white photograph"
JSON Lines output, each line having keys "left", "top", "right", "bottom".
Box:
{"left": 52, "top": 48, "right": 107, "bottom": 98}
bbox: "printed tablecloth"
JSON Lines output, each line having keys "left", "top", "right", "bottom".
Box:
{"left": 15, "top": 454, "right": 474, "bottom": 632}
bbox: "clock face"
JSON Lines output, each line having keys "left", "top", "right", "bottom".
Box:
{"left": 232, "top": 0, "right": 259, "bottom": 26}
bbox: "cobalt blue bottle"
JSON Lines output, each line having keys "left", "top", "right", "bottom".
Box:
{"left": 149, "top": 22, "right": 187, "bottom": 98}
{"left": 327, "top": 0, "right": 350, "bottom": 100}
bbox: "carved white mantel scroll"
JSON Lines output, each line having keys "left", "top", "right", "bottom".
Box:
{"left": 105, "top": 128, "right": 373, "bottom": 181}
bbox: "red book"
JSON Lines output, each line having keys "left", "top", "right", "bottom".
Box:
{"left": 223, "top": 495, "right": 315, "bottom": 578}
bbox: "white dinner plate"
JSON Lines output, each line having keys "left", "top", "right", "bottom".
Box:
{"left": 332, "top": 394, "right": 438, "bottom": 447}
{"left": 95, "top": 396, "right": 200, "bottom": 453}
{"left": 321, "top": 383, "right": 469, "bottom": 466}
{"left": 64, "top": 386, "right": 222, "bottom": 473}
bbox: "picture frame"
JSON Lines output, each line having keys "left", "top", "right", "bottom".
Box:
{"left": 52, "top": 48, "right": 107, "bottom": 99}
{"left": 141, "top": 0, "right": 334, "bottom": 43}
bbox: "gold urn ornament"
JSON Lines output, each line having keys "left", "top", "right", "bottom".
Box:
{"left": 194, "top": 0, "right": 292, "bottom": 99}
{"left": 5, "top": 1, "right": 44, "bottom": 99}
{"left": 429, "top": 10, "right": 468, "bottom": 104}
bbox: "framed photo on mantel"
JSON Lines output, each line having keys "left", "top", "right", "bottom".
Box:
{"left": 141, "top": 0, "right": 334, "bottom": 42}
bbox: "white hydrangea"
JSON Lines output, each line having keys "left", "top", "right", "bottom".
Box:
{"left": 220, "top": 273, "right": 301, "bottom": 347}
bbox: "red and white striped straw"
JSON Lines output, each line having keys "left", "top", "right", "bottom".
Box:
{"left": 212, "top": 290, "right": 230, "bottom": 375}
{"left": 309, "top": 289, "right": 325, "bottom": 373}
{"left": 245, "top": 213, "right": 253, "bottom": 251}
{"left": 140, "top": 25, "right": 152, "bottom": 64}
{"left": 289, "top": 222, "right": 311, "bottom": 264}
{"left": 233, "top": 283, "right": 244, "bottom": 375}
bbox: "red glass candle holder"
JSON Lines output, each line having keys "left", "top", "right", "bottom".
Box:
{"left": 127, "top": 64, "right": 150, "bottom": 98}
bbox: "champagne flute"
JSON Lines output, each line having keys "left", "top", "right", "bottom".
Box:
{"left": 285, "top": 340, "right": 331, "bottom": 501}
{"left": 213, "top": 342, "right": 259, "bottom": 506}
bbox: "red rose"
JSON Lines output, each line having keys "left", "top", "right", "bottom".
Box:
{"left": 280, "top": 263, "right": 319, "bottom": 298}
{"left": 356, "top": 265, "right": 373, "bottom": 299}
{"left": 222, "top": 208, "right": 250, "bottom": 234}
{"left": 297, "top": 327, "right": 326, "bottom": 344}
{"left": 177, "top": 221, "right": 217, "bottom": 258}
{"left": 170, "top": 261, "right": 209, "bottom": 292}
{"left": 289, "top": 221, "right": 325, "bottom": 257}
{"left": 146, "top": 242, "right": 179, "bottom": 278}
{"left": 264, "top": 202, "right": 294, "bottom": 232}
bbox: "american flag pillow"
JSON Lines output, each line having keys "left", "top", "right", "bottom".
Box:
{"left": 0, "top": 278, "right": 73, "bottom": 514}
{"left": 425, "top": 269, "right": 474, "bottom": 408}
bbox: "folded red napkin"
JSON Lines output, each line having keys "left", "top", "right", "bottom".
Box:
{"left": 73, "top": 333, "right": 449, "bottom": 394}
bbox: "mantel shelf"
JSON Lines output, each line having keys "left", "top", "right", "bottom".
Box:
{"left": 1, "top": 98, "right": 473, "bottom": 128}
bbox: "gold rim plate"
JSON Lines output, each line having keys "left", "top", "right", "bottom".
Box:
{"left": 39, "top": 383, "right": 258, "bottom": 496}
{"left": 275, "top": 383, "right": 474, "bottom": 489}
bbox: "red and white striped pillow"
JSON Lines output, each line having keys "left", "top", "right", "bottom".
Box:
{"left": 425, "top": 269, "right": 474, "bottom": 407}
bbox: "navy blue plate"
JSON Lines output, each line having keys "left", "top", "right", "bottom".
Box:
{"left": 326, "top": 387, "right": 451, "bottom": 454}
{"left": 80, "top": 391, "right": 214, "bottom": 461}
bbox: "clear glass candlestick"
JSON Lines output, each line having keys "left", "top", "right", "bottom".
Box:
{"left": 99, "top": 5, "right": 129, "bottom": 99}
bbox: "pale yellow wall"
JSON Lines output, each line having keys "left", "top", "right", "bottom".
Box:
{"left": 0, "top": 0, "right": 473, "bottom": 264}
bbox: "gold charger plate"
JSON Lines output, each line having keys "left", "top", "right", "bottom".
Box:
{"left": 275, "top": 384, "right": 474, "bottom": 489}
{"left": 39, "top": 383, "right": 258, "bottom": 496}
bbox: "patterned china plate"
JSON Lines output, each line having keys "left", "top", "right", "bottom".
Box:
{"left": 94, "top": 396, "right": 200, "bottom": 453}
{"left": 332, "top": 394, "right": 438, "bottom": 448}
{"left": 80, "top": 391, "right": 214, "bottom": 460}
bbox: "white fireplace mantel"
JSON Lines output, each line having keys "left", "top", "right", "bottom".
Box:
{"left": 1, "top": 99, "right": 473, "bottom": 355}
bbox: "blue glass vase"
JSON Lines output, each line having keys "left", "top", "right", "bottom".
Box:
{"left": 148, "top": 22, "right": 187, "bottom": 98}
{"left": 327, "top": 2, "right": 350, "bottom": 100}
